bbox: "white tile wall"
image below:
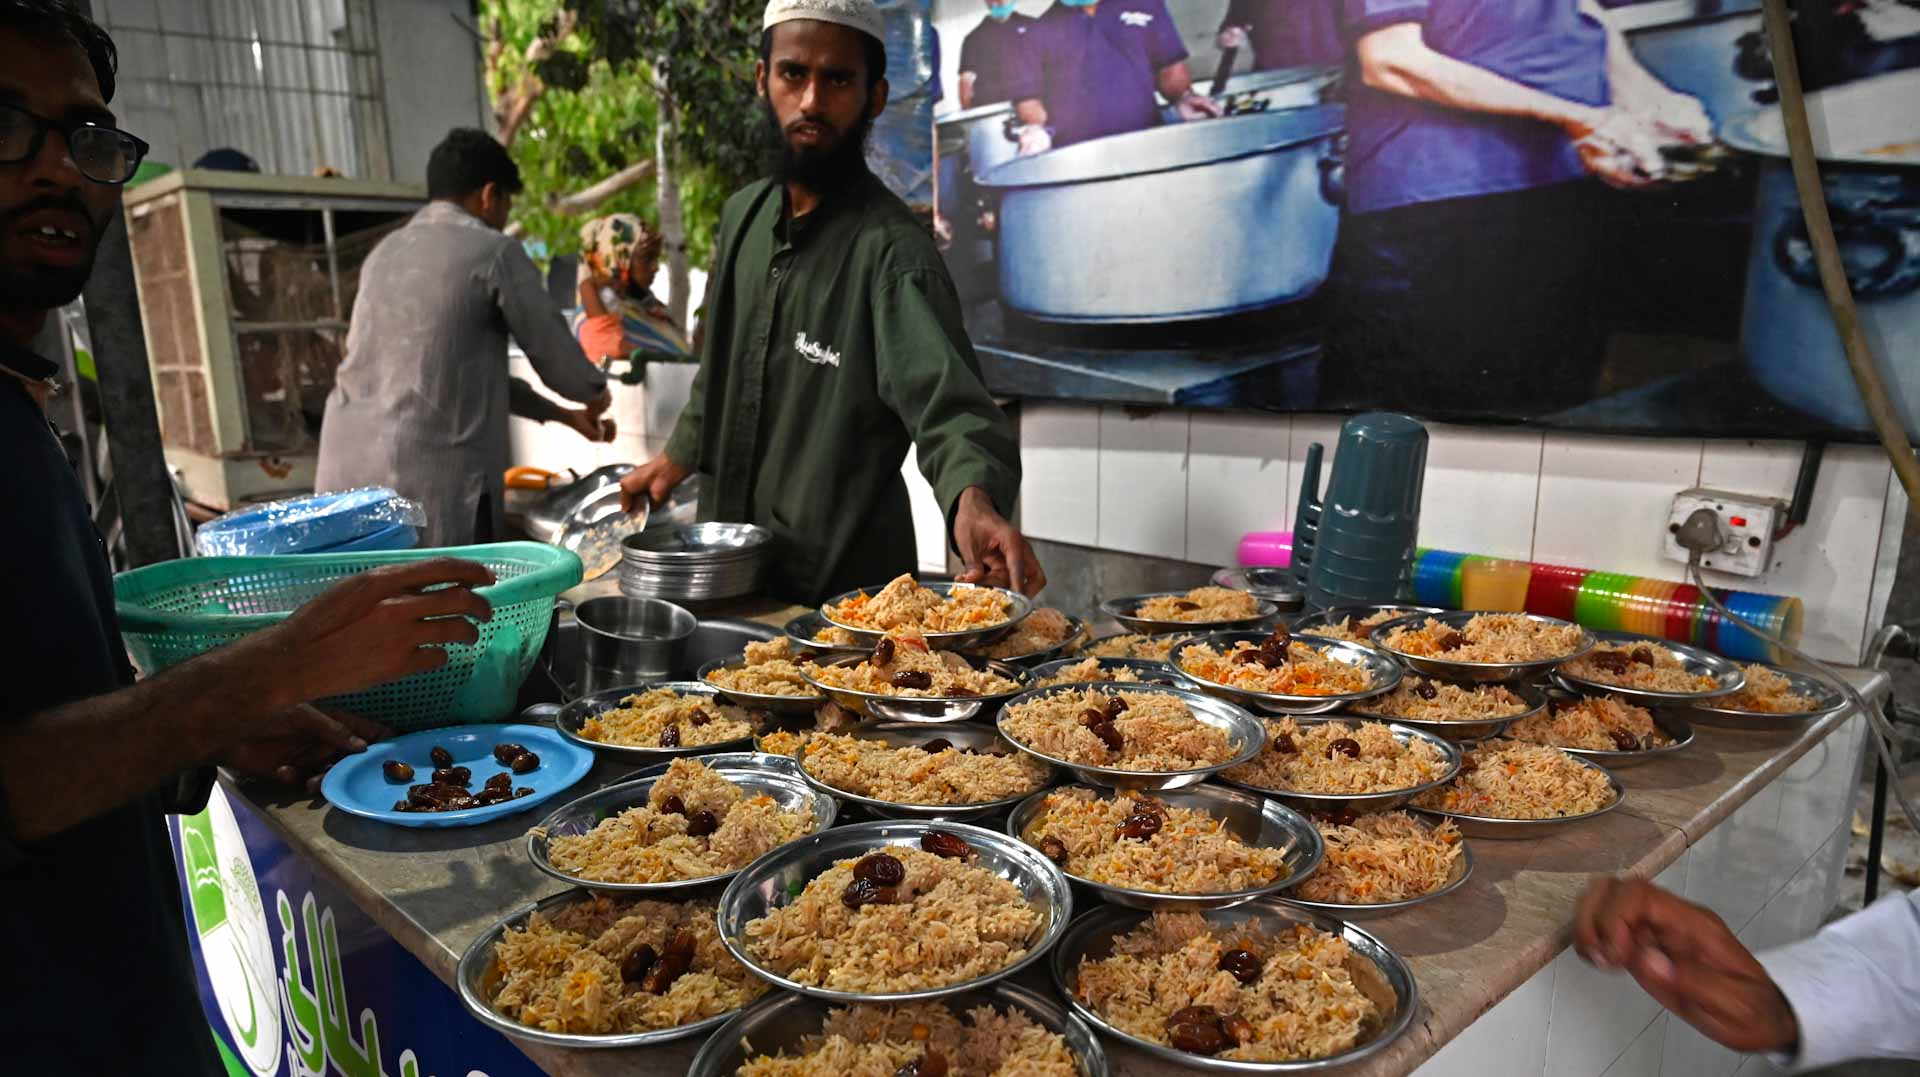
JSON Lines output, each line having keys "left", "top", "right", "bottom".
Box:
{"left": 1600, "top": 1015, "right": 1668, "bottom": 1077}
{"left": 1684, "top": 779, "right": 1786, "bottom": 932}
{"left": 1186, "top": 412, "right": 1290, "bottom": 567}
{"left": 1097, "top": 407, "right": 1191, "bottom": 559}
{"left": 1018, "top": 402, "right": 1101, "bottom": 546}
{"left": 1544, "top": 950, "right": 1665, "bottom": 1077}
{"left": 1412, "top": 958, "right": 1556, "bottom": 1077}
{"left": 1660, "top": 1015, "right": 1745, "bottom": 1077}
{"left": 1013, "top": 407, "right": 1901, "bottom": 662}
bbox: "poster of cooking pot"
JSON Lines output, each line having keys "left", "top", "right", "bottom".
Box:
{"left": 919, "top": 0, "right": 1920, "bottom": 440}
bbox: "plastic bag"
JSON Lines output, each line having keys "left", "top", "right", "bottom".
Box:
{"left": 194, "top": 487, "right": 426, "bottom": 557}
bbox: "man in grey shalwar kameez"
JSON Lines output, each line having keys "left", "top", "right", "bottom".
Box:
{"left": 316, "top": 128, "right": 611, "bottom": 545}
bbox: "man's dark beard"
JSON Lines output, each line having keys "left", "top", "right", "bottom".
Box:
{"left": 0, "top": 194, "right": 104, "bottom": 309}
{"left": 762, "top": 100, "right": 873, "bottom": 194}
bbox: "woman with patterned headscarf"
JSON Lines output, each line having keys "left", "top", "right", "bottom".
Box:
{"left": 572, "top": 212, "right": 692, "bottom": 364}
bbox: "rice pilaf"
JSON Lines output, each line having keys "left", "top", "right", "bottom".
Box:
{"left": 487, "top": 894, "right": 766, "bottom": 1035}
{"left": 1034, "top": 656, "right": 1146, "bottom": 689}
{"left": 1507, "top": 696, "right": 1672, "bottom": 752}
{"left": 1305, "top": 610, "right": 1414, "bottom": 644}
{"left": 1714, "top": 664, "right": 1818, "bottom": 713}
{"left": 810, "top": 633, "right": 1019, "bottom": 698}
{"left": 704, "top": 637, "right": 822, "bottom": 699}
{"left": 1350, "top": 677, "right": 1530, "bottom": 722}
{"left": 735, "top": 1001, "right": 1078, "bottom": 1076}
{"left": 1561, "top": 642, "right": 1718, "bottom": 693}
{"left": 580, "top": 688, "right": 754, "bottom": 749}
{"left": 1000, "top": 688, "right": 1241, "bottom": 772}
{"left": 968, "top": 607, "right": 1076, "bottom": 660}
{"left": 1133, "top": 586, "right": 1261, "bottom": 624}
{"left": 1178, "top": 639, "right": 1373, "bottom": 697}
{"left": 1019, "top": 788, "right": 1289, "bottom": 895}
{"left": 1293, "top": 812, "right": 1463, "bottom": 905}
{"left": 1412, "top": 740, "right": 1616, "bottom": 819}
{"left": 537, "top": 759, "right": 815, "bottom": 884}
{"left": 1381, "top": 614, "right": 1586, "bottom": 664}
{"left": 801, "top": 732, "right": 1051, "bottom": 806}
{"left": 1074, "top": 911, "right": 1379, "bottom": 1062}
{"left": 742, "top": 845, "right": 1041, "bottom": 993}
{"left": 1223, "top": 719, "right": 1448, "bottom": 796}
{"left": 825, "top": 575, "right": 1013, "bottom": 634}
{"left": 1081, "top": 633, "right": 1182, "bottom": 660}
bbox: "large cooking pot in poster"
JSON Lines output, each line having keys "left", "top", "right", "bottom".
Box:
{"left": 1723, "top": 69, "right": 1920, "bottom": 436}
{"left": 939, "top": 100, "right": 1021, "bottom": 179}
{"left": 981, "top": 104, "right": 1346, "bottom": 324}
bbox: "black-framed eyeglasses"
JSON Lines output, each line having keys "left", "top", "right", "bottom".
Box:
{"left": 0, "top": 102, "right": 149, "bottom": 184}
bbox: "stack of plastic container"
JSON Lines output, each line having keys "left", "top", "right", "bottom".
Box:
{"left": 193, "top": 488, "right": 423, "bottom": 557}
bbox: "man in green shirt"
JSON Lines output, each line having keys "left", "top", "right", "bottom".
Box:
{"left": 620, "top": 0, "right": 1043, "bottom": 604}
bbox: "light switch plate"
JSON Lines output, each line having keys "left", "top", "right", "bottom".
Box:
{"left": 1664, "top": 487, "right": 1786, "bottom": 578}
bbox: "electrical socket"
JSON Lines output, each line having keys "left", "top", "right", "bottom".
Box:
{"left": 1663, "top": 488, "right": 1787, "bottom": 578}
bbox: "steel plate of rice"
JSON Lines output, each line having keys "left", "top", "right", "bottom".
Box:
{"left": 581, "top": 688, "right": 755, "bottom": 749}
{"left": 1714, "top": 664, "right": 1819, "bottom": 713}
{"left": 1560, "top": 642, "right": 1718, "bottom": 694}
{"left": 1303, "top": 610, "right": 1421, "bottom": 644}
{"left": 1132, "top": 586, "right": 1262, "bottom": 624}
{"left": 825, "top": 575, "right": 1014, "bottom": 634}
{"left": 1080, "top": 633, "right": 1183, "bottom": 661}
{"left": 967, "top": 607, "right": 1077, "bottom": 660}
{"left": 1073, "top": 911, "right": 1379, "bottom": 1062}
{"left": 486, "top": 894, "right": 766, "bottom": 1035}
{"left": 705, "top": 637, "right": 823, "bottom": 699}
{"left": 1000, "top": 688, "right": 1239, "bottom": 772}
{"left": 735, "top": 1000, "right": 1079, "bottom": 1076}
{"left": 801, "top": 732, "right": 1052, "bottom": 807}
{"left": 1223, "top": 719, "right": 1449, "bottom": 795}
{"left": 742, "top": 846, "right": 1042, "bottom": 994}
{"left": 1019, "top": 788, "right": 1290, "bottom": 895}
{"left": 1177, "top": 637, "right": 1373, "bottom": 697}
{"left": 536, "top": 759, "right": 816, "bottom": 885}
{"left": 1035, "top": 656, "right": 1146, "bottom": 689}
{"left": 810, "top": 634, "right": 1020, "bottom": 698}
{"left": 1412, "top": 741, "right": 1616, "bottom": 819}
{"left": 1292, "top": 812, "right": 1463, "bottom": 906}
{"left": 1507, "top": 696, "right": 1673, "bottom": 752}
{"left": 1381, "top": 614, "right": 1587, "bottom": 664}
{"left": 1350, "top": 678, "right": 1531, "bottom": 723}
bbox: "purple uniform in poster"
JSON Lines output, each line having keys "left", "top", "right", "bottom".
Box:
{"left": 959, "top": 10, "right": 1039, "bottom": 105}
{"left": 1341, "top": 0, "right": 1612, "bottom": 212}
{"left": 1218, "top": 0, "right": 1345, "bottom": 69}
{"left": 1004, "top": 0, "right": 1190, "bottom": 148}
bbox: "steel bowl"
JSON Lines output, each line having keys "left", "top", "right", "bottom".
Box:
{"left": 1007, "top": 783, "right": 1323, "bottom": 910}
{"left": 1170, "top": 632, "right": 1402, "bottom": 716}
{"left": 1552, "top": 631, "right": 1745, "bottom": 704}
{"left": 717, "top": 820, "right": 1073, "bottom": 1003}
{"left": 1050, "top": 900, "right": 1417, "bottom": 1073}
{"left": 1278, "top": 813, "right": 1475, "bottom": 921}
{"left": 794, "top": 722, "right": 1056, "bottom": 822}
{"left": 782, "top": 610, "right": 868, "bottom": 655}
{"left": 527, "top": 756, "right": 835, "bottom": 892}
{"left": 1211, "top": 567, "right": 1307, "bottom": 613}
{"left": 455, "top": 888, "right": 751, "bottom": 1049}
{"left": 1369, "top": 610, "right": 1596, "bottom": 684}
{"left": 996, "top": 682, "right": 1266, "bottom": 791}
{"left": 1099, "top": 590, "right": 1278, "bottom": 635}
{"left": 818, "top": 581, "right": 1033, "bottom": 651}
{"left": 1217, "top": 718, "right": 1462, "bottom": 814}
{"left": 554, "top": 681, "right": 755, "bottom": 762}
{"left": 800, "top": 653, "right": 1032, "bottom": 724}
{"left": 575, "top": 595, "right": 697, "bottom": 684}
{"left": 1668, "top": 665, "right": 1848, "bottom": 731}
{"left": 1344, "top": 679, "right": 1548, "bottom": 743}
{"left": 687, "top": 980, "right": 1110, "bottom": 1077}
{"left": 1027, "top": 655, "right": 1190, "bottom": 689}
{"left": 1523, "top": 711, "right": 1696, "bottom": 769}
{"left": 1413, "top": 750, "right": 1625, "bottom": 839}
{"left": 695, "top": 654, "right": 826, "bottom": 715}
{"left": 962, "top": 612, "right": 1091, "bottom": 666}
{"left": 1075, "top": 631, "right": 1194, "bottom": 663}
{"left": 1289, "top": 605, "right": 1445, "bottom": 640}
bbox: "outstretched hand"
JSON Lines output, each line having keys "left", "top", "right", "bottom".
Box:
{"left": 951, "top": 486, "right": 1047, "bottom": 597}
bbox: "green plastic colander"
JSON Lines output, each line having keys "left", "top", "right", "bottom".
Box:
{"left": 113, "top": 542, "right": 583, "bottom": 732}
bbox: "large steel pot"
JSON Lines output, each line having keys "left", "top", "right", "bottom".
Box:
{"left": 1207, "top": 63, "right": 1340, "bottom": 116}
{"left": 937, "top": 99, "right": 1021, "bottom": 180}
{"left": 981, "top": 104, "right": 1346, "bottom": 323}
{"left": 1724, "top": 69, "right": 1920, "bottom": 436}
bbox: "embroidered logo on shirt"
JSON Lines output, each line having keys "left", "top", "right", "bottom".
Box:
{"left": 1120, "top": 11, "right": 1153, "bottom": 26}
{"left": 794, "top": 331, "right": 841, "bottom": 368}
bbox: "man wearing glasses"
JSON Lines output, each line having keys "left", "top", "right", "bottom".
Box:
{"left": 0, "top": 3, "right": 500, "bottom": 1070}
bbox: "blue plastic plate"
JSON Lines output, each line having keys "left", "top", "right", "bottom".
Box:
{"left": 321, "top": 723, "right": 593, "bottom": 829}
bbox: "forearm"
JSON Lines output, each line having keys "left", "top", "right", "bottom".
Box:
{"left": 509, "top": 376, "right": 571, "bottom": 424}
{"left": 959, "top": 72, "right": 977, "bottom": 110}
{"left": 0, "top": 643, "right": 289, "bottom": 844}
{"left": 578, "top": 279, "right": 610, "bottom": 318}
{"left": 1157, "top": 61, "right": 1195, "bottom": 101}
{"left": 1357, "top": 26, "right": 1602, "bottom": 135}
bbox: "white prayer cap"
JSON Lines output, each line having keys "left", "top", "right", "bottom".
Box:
{"left": 763, "top": 0, "right": 886, "bottom": 44}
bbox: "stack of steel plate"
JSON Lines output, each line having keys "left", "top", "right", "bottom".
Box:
{"left": 619, "top": 522, "right": 773, "bottom": 602}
